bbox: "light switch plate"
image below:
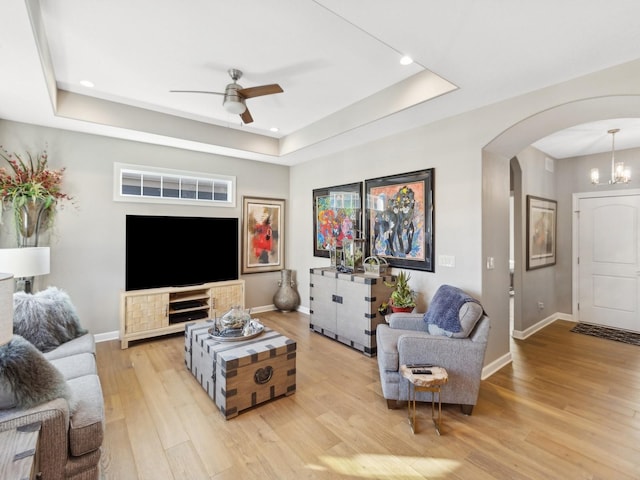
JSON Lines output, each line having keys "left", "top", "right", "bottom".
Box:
{"left": 438, "top": 255, "right": 455, "bottom": 267}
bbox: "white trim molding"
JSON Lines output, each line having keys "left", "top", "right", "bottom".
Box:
{"left": 482, "top": 352, "right": 512, "bottom": 380}
{"left": 512, "top": 312, "right": 574, "bottom": 341}
{"left": 113, "top": 162, "right": 236, "bottom": 207}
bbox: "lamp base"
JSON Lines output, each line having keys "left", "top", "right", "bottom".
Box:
{"left": 14, "top": 277, "right": 34, "bottom": 294}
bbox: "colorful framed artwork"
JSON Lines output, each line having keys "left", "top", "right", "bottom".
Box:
{"left": 365, "top": 169, "right": 434, "bottom": 272}
{"left": 526, "top": 195, "right": 557, "bottom": 270}
{"left": 241, "top": 196, "right": 285, "bottom": 274}
{"left": 312, "top": 182, "right": 362, "bottom": 257}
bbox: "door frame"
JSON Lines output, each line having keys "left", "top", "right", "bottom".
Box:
{"left": 572, "top": 188, "right": 640, "bottom": 321}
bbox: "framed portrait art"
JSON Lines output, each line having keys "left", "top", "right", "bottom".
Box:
{"left": 241, "top": 196, "right": 285, "bottom": 274}
{"left": 312, "top": 182, "right": 362, "bottom": 257}
{"left": 526, "top": 195, "right": 557, "bottom": 270}
{"left": 365, "top": 169, "right": 434, "bottom": 272}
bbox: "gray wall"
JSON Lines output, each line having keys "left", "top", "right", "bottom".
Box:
{"left": 514, "top": 146, "right": 560, "bottom": 331}
{"left": 291, "top": 59, "right": 640, "bottom": 368}
{"left": 0, "top": 121, "right": 290, "bottom": 335}
{"left": 482, "top": 150, "right": 511, "bottom": 362}
{"left": 511, "top": 144, "right": 640, "bottom": 334}
{"left": 290, "top": 115, "right": 485, "bottom": 314}
{"left": 4, "top": 58, "right": 640, "bottom": 371}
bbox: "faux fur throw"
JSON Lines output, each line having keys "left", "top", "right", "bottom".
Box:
{"left": 0, "top": 335, "right": 76, "bottom": 410}
{"left": 13, "top": 287, "right": 88, "bottom": 353}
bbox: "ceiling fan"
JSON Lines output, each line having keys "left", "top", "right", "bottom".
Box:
{"left": 170, "top": 68, "right": 283, "bottom": 124}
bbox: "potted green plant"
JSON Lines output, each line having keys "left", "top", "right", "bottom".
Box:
{"left": 0, "top": 146, "right": 71, "bottom": 245}
{"left": 385, "top": 271, "right": 416, "bottom": 313}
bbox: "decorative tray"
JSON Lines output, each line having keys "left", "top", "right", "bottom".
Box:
{"left": 208, "top": 320, "right": 264, "bottom": 342}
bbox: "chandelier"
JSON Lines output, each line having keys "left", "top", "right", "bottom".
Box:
{"left": 590, "top": 128, "right": 631, "bottom": 185}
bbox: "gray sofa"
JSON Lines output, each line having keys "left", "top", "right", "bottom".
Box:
{"left": 0, "top": 333, "right": 104, "bottom": 479}
{"left": 377, "top": 307, "right": 490, "bottom": 415}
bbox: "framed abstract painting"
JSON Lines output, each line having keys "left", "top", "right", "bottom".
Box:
{"left": 312, "top": 182, "right": 362, "bottom": 257}
{"left": 365, "top": 169, "right": 434, "bottom": 272}
{"left": 241, "top": 196, "right": 285, "bottom": 274}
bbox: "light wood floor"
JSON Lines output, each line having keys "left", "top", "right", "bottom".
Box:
{"left": 96, "top": 312, "right": 640, "bottom": 479}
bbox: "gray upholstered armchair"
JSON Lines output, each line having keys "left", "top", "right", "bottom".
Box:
{"left": 376, "top": 285, "right": 490, "bottom": 415}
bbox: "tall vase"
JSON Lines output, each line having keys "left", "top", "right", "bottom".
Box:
{"left": 14, "top": 198, "right": 52, "bottom": 247}
{"left": 273, "top": 269, "right": 300, "bottom": 312}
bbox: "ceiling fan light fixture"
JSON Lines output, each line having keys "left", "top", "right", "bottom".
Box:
{"left": 223, "top": 98, "right": 247, "bottom": 114}
{"left": 223, "top": 81, "right": 247, "bottom": 115}
{"left": 171, "top": 68, "right": 281, "bottom": 124}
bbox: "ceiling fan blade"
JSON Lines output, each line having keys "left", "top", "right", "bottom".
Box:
{"left": 240, "top": 108, "right": 254, "bottom": 124}
{"left": 169, "top": 90, "right": 225, "bottom": 96}
{"left": 238, "top": 84, "right": 283, "bottom": 99}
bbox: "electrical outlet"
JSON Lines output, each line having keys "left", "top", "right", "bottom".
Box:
{"left": 537, "top": 301, "right": 544, "bottom": 310}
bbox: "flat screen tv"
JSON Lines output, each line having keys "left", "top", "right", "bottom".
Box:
{"left": 126, "top": 215, "right": 239, "bottom": 291}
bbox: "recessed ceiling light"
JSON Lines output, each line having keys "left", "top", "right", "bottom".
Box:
{"left": 400, "top": 55, "right": 413, "bottom": 66}
{"left": 270, "top": 127, "right": 279, "bottom": 133}
{"left": 79, "top": 80, "right": 94, "bottom": 88}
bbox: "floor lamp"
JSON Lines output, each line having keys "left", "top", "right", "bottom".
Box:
{"left": 0, "top": 247, "right": 50, "bottom": 293}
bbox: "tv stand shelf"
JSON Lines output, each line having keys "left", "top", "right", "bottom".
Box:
{"left": 168, "top": 289, "right": 209, "bottom": 322}
{"left": 120, "top": 280, "right": 244, "bottom": 349}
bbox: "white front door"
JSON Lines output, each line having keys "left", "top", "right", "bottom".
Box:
{"left": 577, "top": 194, "right": 640, "bottom": 331}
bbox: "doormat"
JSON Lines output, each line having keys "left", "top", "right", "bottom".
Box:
{"left": 570, "top": 322, "right": 640, "bottom": 346}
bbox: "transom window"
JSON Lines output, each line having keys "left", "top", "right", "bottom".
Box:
{"left": 114, "top": 163, "right": 236, "bottom": 207}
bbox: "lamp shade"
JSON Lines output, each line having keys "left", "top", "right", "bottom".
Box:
{"left": 0, "top": 247, "right": 50, "bottom": 278}
{"left": 0, "top": 272, "right": 13, "bottom": 346}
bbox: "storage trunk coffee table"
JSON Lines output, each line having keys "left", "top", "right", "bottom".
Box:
{"left": 185, "top": 320, "right": 297, "bottom": 419}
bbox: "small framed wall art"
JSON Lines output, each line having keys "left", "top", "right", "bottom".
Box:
{"left": 526, "top": 195, "right": 557, "bottom": 270}
{"left": 365, "top": 169, "right": 435, "bottom": 272}
{"left": 312, "top": 182, "right": 362, "bottom": 257}
{"left": 241, "top": 196, "right": 285, "bottom": 274}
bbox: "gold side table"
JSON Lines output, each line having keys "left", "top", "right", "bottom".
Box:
{"left": 400, "top": 365, "right": 448, "bottom": 435}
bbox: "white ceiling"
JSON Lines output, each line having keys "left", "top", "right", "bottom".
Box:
{"left": 2, "top": 0, "right": 640, "bottom": 165}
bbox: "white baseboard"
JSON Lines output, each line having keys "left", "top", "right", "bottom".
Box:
{"left": 94, "top": 330, "right": 119, "bottom": 343}
{"left": 481, "top": 312, "right": 575, "bottom": 378}
{"left": 94, "top": 303, "right": 310, "bottom": 343}
{"left": 250, "top": 304, "right": 276, "bottom": 314}
{"left": 482, "top": 352, "right": 512, "bottom": 379}
{"left": 251, "top": 304, "right": 311, "bottom": 315}
{"left": 511, "top": 311, "right": 574, "bottom": 340}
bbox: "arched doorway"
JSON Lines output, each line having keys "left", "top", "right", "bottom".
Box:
{"left": 482, "top": 95, "right": 640, "bottom": 364}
